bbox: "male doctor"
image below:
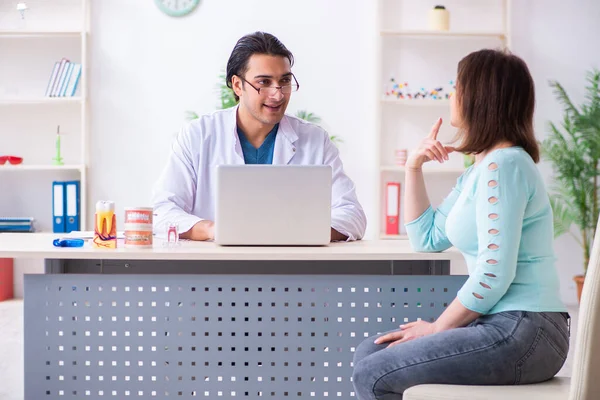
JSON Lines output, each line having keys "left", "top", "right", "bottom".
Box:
{"left": 152, "top": 32, "right": 366, "bottom": 242}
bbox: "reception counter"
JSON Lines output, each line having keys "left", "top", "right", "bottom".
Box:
{"left": 0, "top": 233, "right": 467, "bottom": 399}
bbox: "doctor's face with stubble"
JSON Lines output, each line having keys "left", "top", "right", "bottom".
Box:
{"left": 232, "top": 54, "right": 294, "bottom": 127}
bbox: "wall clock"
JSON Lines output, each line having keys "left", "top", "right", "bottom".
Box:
{"left": 155, "top": 0, "right": 200, "bottom": 17}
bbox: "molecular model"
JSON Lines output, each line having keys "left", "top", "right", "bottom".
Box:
{"left": 384, "top": 78, "right": 455, "bottom": 100}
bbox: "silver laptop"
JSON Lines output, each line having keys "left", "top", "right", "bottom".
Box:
{"left": 214, "top": 165, "right": 332, "bottom": 246}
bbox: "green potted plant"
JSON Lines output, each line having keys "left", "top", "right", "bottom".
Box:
{"left": 294, "top": 109, "right": 342, "bottom": 145}
{"left": 216, "top": 71, "right": 238, "bottom": 110}
{"left": 184, "top": 72, "right": 236, "bottom": 121}
{"left": 541, "top": 69, "right": 600, "bottom": 302}
{"left": 186, "top": 72, "right": 343, "bottom": 145}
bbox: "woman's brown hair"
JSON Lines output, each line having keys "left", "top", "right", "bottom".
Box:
{"left": 453, "top": 49, "right": 539, "bottom": 163}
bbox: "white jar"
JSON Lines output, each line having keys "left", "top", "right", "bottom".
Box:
{"left": 428, "top": 5, "right": 450, "bottom": 31}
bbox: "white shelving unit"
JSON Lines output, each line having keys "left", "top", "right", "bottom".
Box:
{"left": 0, "top": 0, "right": 90, "bottom": 232}
{"left": 381, "top": 98, "right": 450, "bottom": 106}
{"left": 380, "top": 165, "right": 466, "bottom": 174}
{"left": 380, "top": 234, "right": 409, "bottom": 240}
{"left": 0, "top": 30, "right": 82, "bottom": 37}
{"left": 376, "top": 0, "right": 511, "bottom": 240}
{"left": 0, "top": 164, "right": 85, "bottom": 172}
{"left": 380, "top": 30, "right": 506, "bottom": 39}
{"left": 0, "top": 97, "right": 84, "bottom": 105}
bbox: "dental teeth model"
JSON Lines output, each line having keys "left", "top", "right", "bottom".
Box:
{"left": 93, "top": 200, "right": 117, "bottom": 248}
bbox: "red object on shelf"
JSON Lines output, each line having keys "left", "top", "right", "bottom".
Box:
{"left": 0, "top": 258, "right": 14, "bottom": 301}
{"left": 385, "top": 182, "right": 401, "bottom": 235}
{"left": 0, "top": 156, "right": 23, "bottom": 165}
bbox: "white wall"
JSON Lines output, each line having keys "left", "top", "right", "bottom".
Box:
{"left": 88, "top": 0, "right": 378, "bottom": 235}
{"left": 510, "top": 0, "right": 600, "bottom": 303}
{"left": 10, "top": 0, "right": 598, "bottom": 303}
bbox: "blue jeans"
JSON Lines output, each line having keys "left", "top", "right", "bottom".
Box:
{"left": 352, "top": 311, "right": 570, "bottom": 400}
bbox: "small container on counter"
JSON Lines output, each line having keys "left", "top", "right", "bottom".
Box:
{"left": 124, "top": 207, "right": 153, "bottom": 248}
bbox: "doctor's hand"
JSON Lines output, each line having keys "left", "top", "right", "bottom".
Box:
{"left": 180, "top": 220, "right": 215, "bottom": 241}
{"left": 373, "top": 320, "right": 439, "bottom": 348}
{"left": 331, "top": 228, "right": 348, "bottom": 242}
{"left": 406, "top": 118, "right": 456, "bottom": 170}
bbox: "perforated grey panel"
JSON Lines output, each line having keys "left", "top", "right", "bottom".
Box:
{"left": 25, "top": 274, "right": 466, "bottom": 399}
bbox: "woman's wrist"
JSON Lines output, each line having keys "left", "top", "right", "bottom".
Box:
{"left": 432, "top": 320, "right": 449, "bottom": 333}
{"left": 405, "top": 160, "right": 423, "bottom": 171}
{"left": 405, "top": 155, "right": 424, "bottom": 170}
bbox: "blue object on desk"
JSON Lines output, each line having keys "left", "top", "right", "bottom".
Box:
{"left": 53, "top": 238, "right": 85, "bottom": 248}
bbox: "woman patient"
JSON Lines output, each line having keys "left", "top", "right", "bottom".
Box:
{"left": 352, "top": 49, "right": 569, "bottom": 399}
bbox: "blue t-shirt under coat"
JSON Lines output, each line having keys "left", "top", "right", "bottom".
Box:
{"left": 237, "top": 124, "right": 278, "bottom": 164}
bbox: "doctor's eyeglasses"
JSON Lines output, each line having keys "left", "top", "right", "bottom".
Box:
{"left": 241, "top": 74, "right": 300, "bottom": 96}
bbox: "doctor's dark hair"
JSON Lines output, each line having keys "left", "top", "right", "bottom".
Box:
{"left": 226, "top": 32, "right": 294, "bottom": 101}
{"left": 453, "top": 49, "right": 539, "bottom": 163}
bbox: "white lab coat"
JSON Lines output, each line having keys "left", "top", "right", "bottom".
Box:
{"left": 152, "top": 106, "right": 367, "bottom": 241}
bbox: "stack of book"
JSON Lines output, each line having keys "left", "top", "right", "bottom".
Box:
{"left": 45, "top": 58, "right": 82, "bottom": 97}
{"left": 0, "top": 217, "right": 35, "bottom": 232}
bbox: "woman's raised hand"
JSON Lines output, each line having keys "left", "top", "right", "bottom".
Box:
{"left": 406, "top": 117, "right": 456, "bottom": 169}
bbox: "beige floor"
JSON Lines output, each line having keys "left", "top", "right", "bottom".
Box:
{"left": 0, "top": 299, "right": 577, "bottom": 400}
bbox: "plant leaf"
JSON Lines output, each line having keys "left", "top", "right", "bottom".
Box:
{"left": 184, "top": 111, "right": 199, "bottom": 121}
{"left": 545, "top": 69, "right": 600, "bottom": 274}
{"left": 295, "top": 110, "right": 321, "bottom": 124}
{"left": 218, "top": 70, "right": 238, "bottom": 110}
{"left": 549, "top": 80, "right": 580, "bottom": 117}
{"left": 549, "top": 195, "right": 574, "bottom": 238}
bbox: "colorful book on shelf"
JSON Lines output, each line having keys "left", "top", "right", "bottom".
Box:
{"left": 65, "top": 64, "right": 82, "bottom": 97}
{"left": 58, "top": 63, "right": 74, "bottom": 97}
{"left": 53, "top": 60, "right": 71, "bottom": 97}
{"left": 0, "top": 225, "right": 35, "bottom": 232}
{"left": 49, "top": 58, "right": 69, "bottom": 97}
{"left": 0, "top": 217, "right": 35, "bottom": 232}
{"left": 44, "top": 61, "right": 61, "bottom": 97}
{"left": 44, "top": 59, "right": 82, "bottom": 98}
{"left": 1, "top": 226, "right": 34, "bottom": 232}
{"left": 0, "top": 217, "right": 34, "bottom": 223}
